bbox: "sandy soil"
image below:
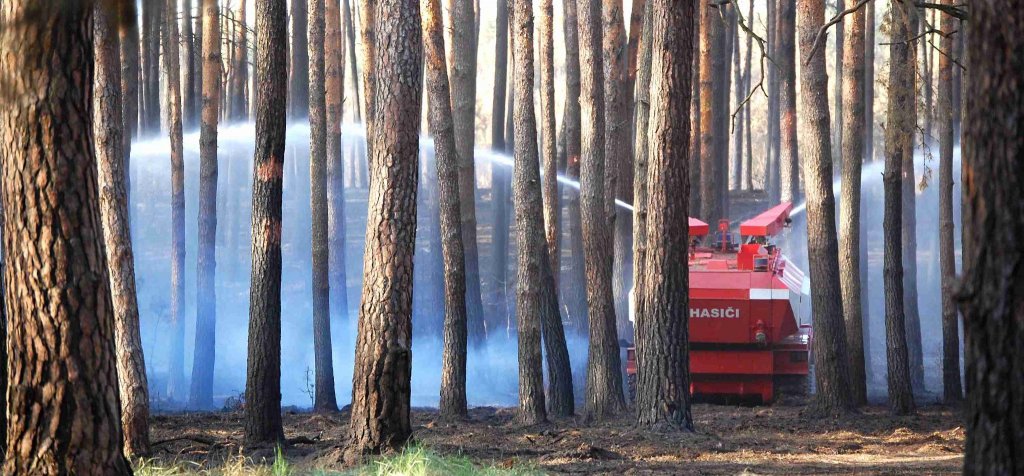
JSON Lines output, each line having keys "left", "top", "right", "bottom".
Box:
{"left": 148, "top": 401, "right": 963, "bottom": 475}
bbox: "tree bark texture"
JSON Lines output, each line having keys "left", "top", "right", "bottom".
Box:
{"left": 577, "top": 0, "right": 626, "bottom": 421}
{"left": 688, "top": 9, "right": 701, "bottom": 215}
{"left": 245, "top": 0, "right": 289, "bottom": 445}
{"left": 290, "top": 0, "right": 310, "bottom": 118}
{"left": 766, "top": 0, "right": 781, "bottom": 203}
{"left": 541, "top": 0, "right": 559, "bottom": 296}
{"left": 0, "top": 2, "right": 132, "bottom": 472}
{"left": 343, "top": 0, "right": 362, "bottom": 122}
{"left": 778, "top": 0, "right": 799, "bottom": 204}
{"left": 742, "top": 0, "right": 753, "bottom": 191}
{"left": 96, "top": 0, "right": 151, "bottom": 457}
{"left": 731, "top": 7, "right": 743, "bottom": 191}
{"left": 958, "top": 2, "right": 1024, "bottom": 472}
{"left": 882, "top": 0, "right": 916, "bottom": 416}
{"left": 449, "top": 0, "right": 486, "bottom": 346}
{"left": 308, "top": 0, "right": 339, "bottom": 413}
{"left": 796, "top": 0, "right": 853, "bottom": 416}
{"left": 166, "top": 0, "right": 188, "bottom": 403}
{"left": 182, "top": 0, "right": 197, "bottom": 129}
{"left": 488, "top": 0, "right": 511, "bottom": 334}
{"left": 631, "top": 0, "right": 653, "bottom": 353}
{"left": 423, "top": 0, "right": 469, "bottom": 420}
{"left": 832, "top": 0, "right": 844, "bottom": 167}
{"left": 604, "top": 0, "right": 633, "bottom": 341}
{"left": 864, "top": 0, "right": 874, "bottom": 163}
{"left": 838, "top": 0, "right": 867, "bottom": 406}
{"left": 346, "top": 0, "right": 422, "bottom": 460}
{"left": 634, "top": 0, "right": 694, "bottom": 431}
{"left": 936, "top": 0, "right": 962, "bottom": 404}
{"left": 191, "top": 0, "right": 221, "bottom": 410}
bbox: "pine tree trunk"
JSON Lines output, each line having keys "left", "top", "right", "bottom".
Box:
{"left": 634, "top": 0, "right": 694, "bottom": 431}
{"left": 562, "top": 0, "right": 588, "bottom": 338}
{"left": 766, "top": 0, "right": 781, "bottom": 202}
{"left": 539, "top": 0, "right": 576, "bottom": 418}
{"left": 307, "top": 0, "right": 339, "bottom": 413}
{"left": 121, "top": 0, "right": 141, "bottom": 143}
{"left": 182, "top": 0, "right": 196, "bottom": 129}
{"left": 190, "top": 0, "right": 221, "bottom": 410}
{"left": 838, "top": 0, "right": 867, "bottom": 406}
{"left": 449, "top": 0, "right": 486, "bottom": 346}
{"left": 193, "top": 1, "right": 204, "bottom": 129}
{"left": 343, "top": 0, "right": 362, "bottom": 122}
{"left": 489, "top": 0, "right": 511, "bottom": 334}
{"left": 510, "top": 0, "right": 548, "bottom": 425}
{"left": 731, "top": 9, "right": 743, "bottom": 191}
{"left": 327, "top": 0, "right": 350, "bottom": 331}
{"left": 833, "top": 0, "right": 844, "bottom": 167}
{"left": 345, "top": 0, "right": 421, "bottom": 460}
{"left": 864, "top": 0, "right": 874, "bottom": 163}
{"left": 245, "top": 0, "right": 288, "bottom": 445}
{"left": 717, "top": 5, "right": 733, "bottom": 219}
{"left": 167, "top": 0, "right": 189, "bottom": 403}
{"left": 423, "top": 0, "right": 469, "bottom": 420}
{"left": 229, "top": 0, "right": 249, "bottom": 121}
{"left": 901, "top": 8, "right": 925, "bottom": 393}
{"left": 96, "top": 0, "right": 151, "bottom": 457}
{"left": 290, "top": 0, "right": 310, "bottom": 118}
{"left": 796, "top": 0, "right": 853, "bottom": 416}
{"left": 921, "top": 12, "right": 933, "bottom": 138}
{"left": 0, "top": 3, "right": 132, "bottom": 472}
{"left": 882, "top": 0, "right": 916, "bottom": 416}
{"left": 688, "top": 9, "right": 701, "bottom": 215}
{"left": 959, "top": 3, "right": 1023, "bottom": 472}
{"left": 578, "top": 0, "right": 625, "bottom": 421}
{"left": 778, "top": 0, "right": 799, "bottom": 204}
{"left": 603, "top": 0, "right": 632, "bottom": 345}
{"left": 625, "top": 0, "right": 647, "bottom": 103}
{"left": 142, "top": 0, "right": 162, "bottom": 135}
{"left": 742, "top": 0, "right": 753, "bottom": 191}
{"left": 950, "top": 16, "right": 962, "bottom": 140}
{"left": 631, "top": 0, "right": 653, "bottom": 334}
{"left": 698, "top": 1, "right": 723, "bottom": 223}
{"left": 360, "top": 0, "right": 376, "bottom": 164}
{"left": 936, "top": 0, "right": 962, "bottom": 404}
{"left": 491, "top": 81, "right": 514, "bottom": 336}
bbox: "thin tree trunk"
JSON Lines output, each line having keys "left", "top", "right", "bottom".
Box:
{"left": 578, "top": 0, "right": 625, "bottom": 421}
{"left": 308, "top": 0, "right": 339, "bottom": 413}
{"left": 766, "top": 0, "right": 781, "bottom": 202}
{"left": 698, "top": 1, "right": 723, "bottom": 223}
{"left": 838, "top": 0, "right": 867, "bottom": 406}
{"left": 958, "top": 2, "right": 1024, "bottom": 472}
{"left": 936, "top": 0, "right": 962, "bottom": 404}
{"left": 490, "top": 0, "right": 511, "bottom": 334}
{"left": 424, "top": 0, "right": 469, "bottom": 420}
{"left": 185, "top": 0, "right": 199, "bottom": 131}
{"left": 901, "top": 8, "right": 925, "bottom": 393}
{"left": 167, "top": 0, "right": 188, "bottom": 403}
{"left": 950, "top": 15, "right": 961, "bottom": 140}
{"left": 0, "top": 2, "right": 132, "bottom": 471}
{"left": 689, "top": 9, "right": 701, "bottom": 215}
{"left": 778, "top": 0, "right": 799, "bottom": 204}
{"left": 539, "top": 0, "right": 574, "bottom": 418}
{"left": 142, "top": 0, "right": 162, "bottom": 135}
{"left": 450, "top": 0, "right": 486, "bottom": 346}
{"left": 491, "top": 80, "right": 514, "bottom": 336}
{"left": 328, "top": 0, "right": 350, "bottom": 330}
{"left": 716, "top": 3, "right": 734, "bottom": 219}
{"left": 562, "top": 0, "right": 588, "bottom": 338}
{"left": 342, "top": 0, "right": 361, "bottom": 122}
{"left": 193, "top": 0, "right": 204, "bottom": 128}
{"left": 245, "top": 0, "right": 288, "bottom": 445}
{"left": 345, "top": 0, "right": 421, "bottom": 460}
{"left": 731, "top": 8, "right": 743, "bottom": 191}
{"left": 625, "top": 0, "right": 647, "bottom": 108}
{"left": 190, "top": 0, "right": 222, "bottom": 410}
{"left": 229, "top": 0, "right": 249, "bottom": 121}
{"left": 882, "top": 0, "right": 916, "bottom": 416}
{"left": 510, "top": 0, "right": 548, "bottom": 425}
{"left": 603, "top": 0, "right": 632, "bottom": 346}
{"left": 96, "top": 0, "right": 151, "bottom": 457}
{"left": 634, "top": 0, "right": 694, "bottom": 431}
{"left": 864, "top": 0, "right": 874, "bottom": 162}
{"left": 631, "top": 0, "right": 653, "bottom": 332}
{"left": 743, "top": 0, "right": 753, "bottom": 191}
{"left": 833, "top": 0, "right": 844, "bottom": 167}
{"left": 290, "top": 0, "right": 309, "bottom": 118}
{"left": 797, "top": 0, "right": 853, "bottom": 417}
{"left": 920, "top": 11, "right": 933, "bottom": 138}
{"left": 360, "top": 0, "right": 376, "bottom": 165}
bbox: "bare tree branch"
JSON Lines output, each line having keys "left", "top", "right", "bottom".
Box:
{"left": 804, "top": 0, "right": 873, "bottom": 66}
{"left": 730, "top": 1, "right": 774, "bottom": 131}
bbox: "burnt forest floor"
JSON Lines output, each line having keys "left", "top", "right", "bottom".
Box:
{"left": 145, "top": 402, "right": 964, "bottom": 475}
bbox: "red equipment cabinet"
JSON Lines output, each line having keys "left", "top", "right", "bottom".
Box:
{"left": 626, "top": 203, "right": 811, "bottom": 403}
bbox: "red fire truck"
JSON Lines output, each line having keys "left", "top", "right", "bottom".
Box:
{"left": 626, "top": 203, "right": 811, "bottom": 403}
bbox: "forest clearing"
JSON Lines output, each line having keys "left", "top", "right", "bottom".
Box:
{"left": 0, "top": 0, "right": 1019, "bottom": 474}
